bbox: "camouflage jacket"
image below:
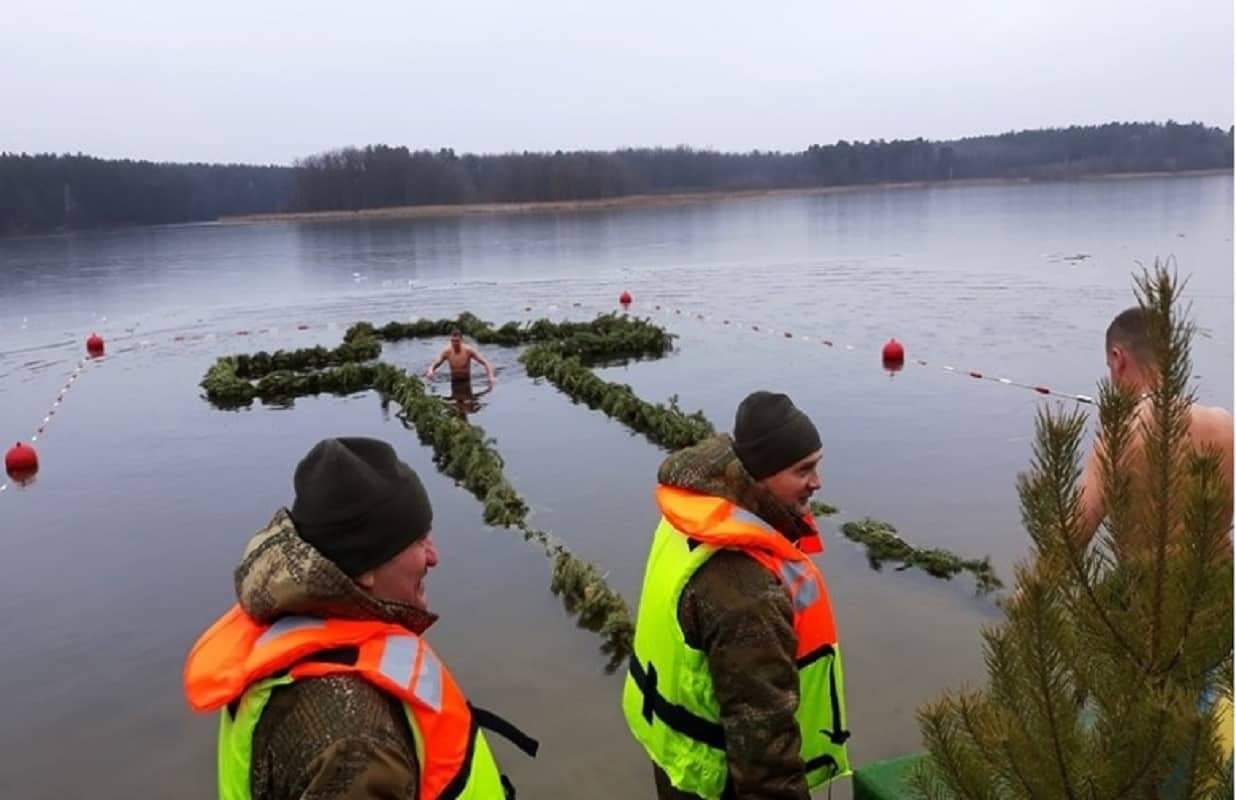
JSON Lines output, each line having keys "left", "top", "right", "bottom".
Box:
{"left": 235, "top": 509, "right": 436, "bottom": 800}
{"left": 653, "top": 435, "right": 819, "bottom": 800}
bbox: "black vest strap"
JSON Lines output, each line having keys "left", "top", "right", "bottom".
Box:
{"left": 804, "top": 753, "right": 840, "bottom": 775}
{"left": 825, "top": 654, "right": 850, "bottom": 745}
{"left": 628, "top": 656, "right": 727, "bottom": 750}
{"left": 793, "top": 643, "right": 852, "bottom": 746}
{"left": 795, "top": 642, "right": 834, "bottom": 670}
{"left": 470, "top": 704, "right": 540, "bottom": 758}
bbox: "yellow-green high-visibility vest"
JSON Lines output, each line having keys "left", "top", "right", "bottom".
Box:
{"left": 623, "top": 486, "right": 851, "bottom": 799}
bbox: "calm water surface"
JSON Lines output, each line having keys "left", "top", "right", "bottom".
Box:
{"left": 0, "top": 175, "right": 1231, "bottom": 798}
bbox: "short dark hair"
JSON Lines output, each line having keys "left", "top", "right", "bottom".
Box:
{"left": 1106, "top": 306, "right": 1153, "bottom": 364}
{"left": 450, "top": 328, "right": 462, "bottom": 337}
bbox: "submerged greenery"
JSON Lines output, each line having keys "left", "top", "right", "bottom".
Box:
{"left": 522, "top": 346, "right": 714, "bottom": 450}
{"left": 200, "top": 310, "right": 1006, "bottom": 669}
{"left": 373, "top": 362, "right": 633, "bottom": 669}
{"left": 839, "top": 518, "right": 1003, "bottom": 595}
{"left": 201, "top": 312, "right": 670, "bottom": 406}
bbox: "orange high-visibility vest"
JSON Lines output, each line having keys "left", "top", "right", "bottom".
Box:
{"left": 185, "top": 605, "right": 534, "bottom": 799}
{"left": 654, "top": 485, "right": 839, "bottom": 649}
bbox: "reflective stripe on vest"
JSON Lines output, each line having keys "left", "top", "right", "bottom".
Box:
{"left": 185, "top": 606, "right": 533, "bottom": 800}
{"left": 622, "top": 490, "right": 851, "bottom": 799}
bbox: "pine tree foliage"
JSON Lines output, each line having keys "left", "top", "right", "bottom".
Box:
{"left": 911, "top": 262, "right": 1233, "bottom": 799}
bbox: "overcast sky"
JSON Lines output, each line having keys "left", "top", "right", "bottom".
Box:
{"left": 3, "top": 0, "right": 1232, "bottom": 165}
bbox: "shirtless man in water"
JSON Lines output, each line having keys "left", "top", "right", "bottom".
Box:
{"left": 1077, "top": 306, "right": 1233, "bottom": 547}
{"left": 425, "top": 328, "right": 496, "bottom": 386}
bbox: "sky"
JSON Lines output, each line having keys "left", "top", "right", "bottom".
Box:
{"left": 3, "top": 0, "right": 1232, "bottom": 165}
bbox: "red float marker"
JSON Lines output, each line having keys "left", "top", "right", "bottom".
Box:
{"left": 882, "top": 338, "right": 905, "bottom": 367}
{"left": 4, "top": 442, "right": 38, "bottom": 478}
{"left": 86, "top": 333, "right": 105, "bottom": 357}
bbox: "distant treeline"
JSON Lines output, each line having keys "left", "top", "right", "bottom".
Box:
{"left": 291, "top": 122, "right": 1233, "bottom": 209}
{"left": 2, "top": 122, "right": 1231, "bottom": 235}
{"left": 0, "top": 156, "right": 293, "bottom": 235}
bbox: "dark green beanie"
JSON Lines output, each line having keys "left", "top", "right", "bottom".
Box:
{"left": 733, "top": 391, "right": 822, "bottom": 480}
{"left": 290, "top": 437, "right": 433, "bottom": 578}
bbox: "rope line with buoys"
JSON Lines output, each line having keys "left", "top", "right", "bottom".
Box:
{"left": 2, "top": 335, "right": 104, "bottom": 494}
{"left": 5, "top": 287, "right": 1091, "bottom": 510}
{"left": 616, "top": 297, "right": 1097, "bottom": 405}
{"left": 16, "top": 285, "right": 1094, "bottom": 409}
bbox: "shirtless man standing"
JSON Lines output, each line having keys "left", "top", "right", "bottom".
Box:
{"left": 1077, "top": 306, "right": 1233, "bottom": 547}
{"left": 425, "top": 328, "right": 496, "bottom": 387}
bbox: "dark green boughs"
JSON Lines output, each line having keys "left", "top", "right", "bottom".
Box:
{"left": 202, "top": 312, "right": 667, "bottom": 407}
{"left": 232, "top": 338, "right": 381, "bottom": 379}
{"left": 198, "top": 308, "right": 1002, "bottom": 673}
{"left": 201, "top": 359, "right": 380, "bottom": 407}
{"left": 201, "top": 357, "right": 256, "bottom": 406}
{"left": 372, "top": 362, "right": 633, "bottom": 671}
{"left": 519, "top": 329, "right": 1003, "bottom": 596}
{"left": 838, "top": 518, "right": 1003, "bottom": 595}
{"left": 257, "top": 363, "right": 379, "bottom": 401}
{"left": 201, "top": 331, "right": 382, "bottom": 406}
{"left": 197, "top": 313, "right": 648, "bottom": 670}
{"left": 548, "top": 544, "right": 635, "bottom": 669}
{"left": 375, "top": 363, "right": 529, "bottom": 528}
{"left": 810, "top": 500, "right": 839, "bottom": 517}
{"left": 523, "top": 347, "right": 714, "bottom": 450}
{"left": 357, "top": 311, "right": 671, "bottom": 356}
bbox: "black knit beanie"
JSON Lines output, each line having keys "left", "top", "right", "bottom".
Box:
{"left": 733, "top": 391, "right": 822, "bottom": 480}
{"left": 290, "top": 437, "right": 433, "bottom": 578}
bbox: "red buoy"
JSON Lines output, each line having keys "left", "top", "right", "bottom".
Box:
{"left": 86, "top": 333, "right": 105, "bottom": 357}
{"left": 4, "top": 442, "right": 38, "bottom": 478}
{"left": 619, "top": 291, "right": 632, "bottom": 306}
{"left": 882, "top": 338, "right": 905, "bottom": 367}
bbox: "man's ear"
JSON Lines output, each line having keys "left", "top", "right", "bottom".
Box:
{"left": 356, "top": 570, "right": 376, "bottom": 589}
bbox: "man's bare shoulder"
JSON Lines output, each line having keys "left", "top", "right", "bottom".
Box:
{"left": 1190, "top": 403, "right": 1234, "bottom": 454}
{"left": 1192, "top": 402, "right": 1233, "bottom": 428}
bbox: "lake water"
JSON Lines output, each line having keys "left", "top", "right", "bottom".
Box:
{"left": 0, "top": 174, "right": 1231, "bottom": 798}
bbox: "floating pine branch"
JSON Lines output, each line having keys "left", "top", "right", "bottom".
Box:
{"left": 837, "top": 518, "right": 1003, "bottom": 595}
{"left": 522, "top": 347, "right": 713, "bottom": 450}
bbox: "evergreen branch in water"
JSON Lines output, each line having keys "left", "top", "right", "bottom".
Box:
{"left": 353, "top": 311, "right": 672, "bottom": 354}
{"left": 521, "top": 336, "right": 1004, "bottom": 596}
{"left": 836, "top": 518, "right": 1003, "bottom": 595}
{"left": 202, "top": 311, "right": 669, "bottom": 405}
{"left": 200, "top": 330, "right": 383, "bottom": 405}
{"left": 198, "top": 317, "right": 646, "bottom": 672}
{"left": 232, "top": 338, "right": 382, "bottom": 379}
{"left": 372, "top": 363, "right": 633, "bottom": 671}
{"left": 809, "top": 500, "right": 839, "bottom": 517}
{"left": 200, "top": 356, "right": 381, "bottom": 407}
{"left": 522, "top": 346, "right": 714, "bottom": 450}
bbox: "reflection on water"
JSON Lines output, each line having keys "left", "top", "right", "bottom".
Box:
{"left": 0, "top": 175, "right": 1230, "bottom": 798}
{"left": 446, "top": 376, "right": 491, "bottom": 419}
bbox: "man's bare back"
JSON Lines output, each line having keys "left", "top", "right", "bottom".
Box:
{"left": 1077, "top": 306, "right": 1234, "bottom": 548}
{"left": 1079, "top": 399, "right": 1234, "bottom": 546}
